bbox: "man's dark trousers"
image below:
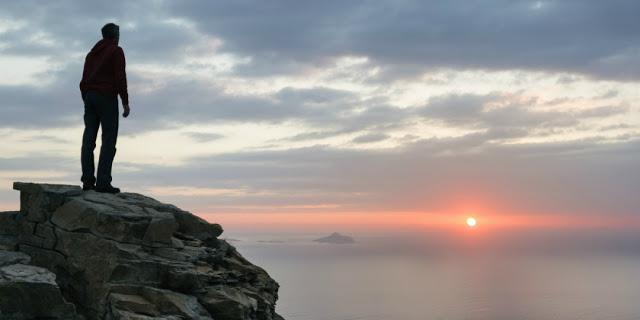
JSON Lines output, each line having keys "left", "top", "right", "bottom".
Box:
{"left": 81, "top": 92, "right": 119, "bottom": 188}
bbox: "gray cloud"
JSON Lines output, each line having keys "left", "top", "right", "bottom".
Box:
{"left": 283, "top": 130, "right": 348, "bottom": 142}
{"left": 0, "top": 156, "right": 76, "bottom": 173}
{"left": 1, "top": 1, "right": 636, "bottom": 134}
{"left": 169, "top": 0, "right": 640, "bottom": 80}
{"left": 0, "top": 84, "right": 81, "bottom": 129}
{"left": 3, "top": 1, "right": 640, "bottom": 81}
{"left": 417, "top": 93, "right": 631, "bottom": 141}
{"left": 184, "top": 132, "right": 224, "bottom": 143}
{"left": 1, "top": 1, "right": 639, "bottom": 224}
{"left": 20, "top": 135, "right": 72, "bottom": 144}
{"left": 120, "top": 84, "right": 372, "bottom": 136}
{"left": 1, "top": 134, "right": 639, "bottom": 219}
{"left": 352, "top": 133, "right": 390, "bottom": 144}
{"left": 98, "top": 137, "right": 640, "bottom": 217}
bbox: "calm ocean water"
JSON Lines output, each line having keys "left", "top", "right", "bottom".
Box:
{"left": 228, "top": 230, "right": 640, "bottom": 320}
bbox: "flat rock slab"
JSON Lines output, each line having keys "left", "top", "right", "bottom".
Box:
{"left": 0, "top": 250, "right": 31, "bottom": 267}
{"left": 0, "top": 264, "right": 76, "bottom": 319}
{"left": 13, "top": 182, "right": 83, "bottom": 195}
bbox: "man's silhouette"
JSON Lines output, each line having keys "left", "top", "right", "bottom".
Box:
{"left": 79, "top": 23, "right": 131, "bottom": 193}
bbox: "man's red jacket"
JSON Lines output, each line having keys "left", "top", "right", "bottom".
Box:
{"left": 79, "top": 39, "right": 129, "bottom": 105}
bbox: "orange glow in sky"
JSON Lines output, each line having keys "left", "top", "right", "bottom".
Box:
{"left": 197, "top": 211, "right": 640, "bottom": 233}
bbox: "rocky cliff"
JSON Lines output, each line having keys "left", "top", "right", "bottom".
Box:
{"left": 0, "top": 182, "right": 282, "bottom": 320}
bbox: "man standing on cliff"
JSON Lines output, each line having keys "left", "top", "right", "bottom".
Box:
{"left": 79, "top": 23, "right": 131, "bottom": 193}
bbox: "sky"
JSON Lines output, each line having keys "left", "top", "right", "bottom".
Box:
{"left": 1, "top": 0, "right": 639, "bottom": 232}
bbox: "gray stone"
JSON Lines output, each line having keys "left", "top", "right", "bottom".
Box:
{"left": 94, "top": 209, "right": 151, "bottom": 244}
{"left": 109, "top": 293, "right": 157, "bottom": 316}
{"left": 0, "top": 264, "right": 77, "bottom": 319}
{"left": 0, "top": 211, "right": 20, "bottom": 236}
{"left": 0, "top": 235, "right": 17, "bottom": 251}
{"left": 153, "top": 248, "right": 189, "bottom": 262}
{"left": 163, "top": 265, "right": 202, "bottom": 292}
{"left": 140, "top": 286, "right": 212, "bottom": 319}
{"left": 183, "top": 238, "right": 203, "bottom": 247}
{"left": 107, "top": 309, "right": 183, "bottom": 320}
{"left": 0, "top": 250, "right": 31, "bottom": 267}
{"left": 18, "top": 245, "right": 67, "bottom": 274}
{"left": 83, "top": 191, "right": 147, "bottom": 214}
{"left": 13, "top": 182, "right": 83, "bottom": 222}
{"left": 174, "top": 232, "right": 203, "bottom": 247}
{"left": 108, "top": 259, "right": 162, "bottom": 286}
{"left": 115, "top": 192, "right": 177, "bottom": 212}
{"left": 1, "top": 182, "right": 281, "bottom": 320}
{"left": 35, "top": 223, "right": 56, "bottom": 241}
{"left": 199, "top": 286, "right": 258, "bottom": 320}
{"left": 53, "top": 196, "right": 151, "bottom": 244}
{"left": 51, "top": 197, "right": 102, "bottom": 232}
{"left": 170, "top": 237, "right": 185, "bottom": 249}
{"left": 17, "top": 221, "right": 40, "bottom": 247}
{"left": 173, "top": 209, "right": 223, "bottom": 241}
{"left": 180, "top": 246, "right": 208, "bottom": 263}
{"left": 1, "top": 263, "right": 56, "bottom": 283}
{"left": 15, "top": 184, "right": 49, "bottom": 222}
{"left": 142, "top": 209, "right": 179, "bottom": 247}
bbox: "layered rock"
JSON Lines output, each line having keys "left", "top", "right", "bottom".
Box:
{"left": 0, "top": 182, "right": 281, "bottom": 320}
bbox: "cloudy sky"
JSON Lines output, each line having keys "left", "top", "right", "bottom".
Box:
{"left": 1, "top": 0, "right": 639, "bottom": 231}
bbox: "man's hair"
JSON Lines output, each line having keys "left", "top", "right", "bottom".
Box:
{"left": 101, "top": 23, "right": 120, "bottom": 39}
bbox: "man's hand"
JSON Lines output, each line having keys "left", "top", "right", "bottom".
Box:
{"left": 123, "top": 105, "right": 130, "bottom": 118}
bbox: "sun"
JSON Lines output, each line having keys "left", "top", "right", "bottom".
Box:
{"left": 466, "top": 217, "right": 477, "bottom": 227}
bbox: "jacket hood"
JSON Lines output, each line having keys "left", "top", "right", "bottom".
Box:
{"left": 90, "top": 39, "right": 117, "bottom": 54}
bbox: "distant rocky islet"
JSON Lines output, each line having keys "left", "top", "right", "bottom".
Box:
{"left": 313, "top": 232, "right": 356, "bottom": 244}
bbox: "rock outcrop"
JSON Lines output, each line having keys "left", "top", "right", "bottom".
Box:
{"left": 313, "top": 232, "right": 355, "bottom": 244}
{"left": 0, "top": 182, "right": 282, "bottom": 320}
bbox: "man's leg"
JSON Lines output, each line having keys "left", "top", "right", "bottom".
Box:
{"left": 81, "top": 94, "right": 100, "bottom": 187}
{"left": 95, "top": 94, "right": 119, "bottom": 188}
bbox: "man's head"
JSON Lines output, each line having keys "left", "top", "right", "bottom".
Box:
{"left": 101, "top": 23, "right": 120, "bottom": 44}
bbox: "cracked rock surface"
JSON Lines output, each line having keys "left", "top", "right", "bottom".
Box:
{"left": 0, "top": 182, "right": 282, "bottom": 320}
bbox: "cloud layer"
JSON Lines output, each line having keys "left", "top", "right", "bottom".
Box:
{"left": 1, "top": 1, "right": 639, "bottom": 225}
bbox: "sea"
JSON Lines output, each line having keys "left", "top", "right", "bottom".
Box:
{"left": 227, "top": 229, "right": 640, "bottom": 320}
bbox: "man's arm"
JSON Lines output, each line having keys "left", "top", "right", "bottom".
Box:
{"left": 79, "top": 55, "right": 90, "bottom": 101}
{"left": 113, "top": 47, "right": 130, "bottom": 118}
{"left": 113, "top": 47, "right": 129, "bottom": 106}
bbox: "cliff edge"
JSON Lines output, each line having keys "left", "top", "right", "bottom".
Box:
{"left": 0, "top": 182, "right": 282, "bottom": 320}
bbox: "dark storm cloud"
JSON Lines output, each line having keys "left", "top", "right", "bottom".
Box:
{"left": 170, "top": 0, "right": 640, "bottom": 79}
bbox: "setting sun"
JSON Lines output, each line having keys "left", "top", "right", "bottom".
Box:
{"left": 466, "top": 217, "right": 477, "bottom": 227}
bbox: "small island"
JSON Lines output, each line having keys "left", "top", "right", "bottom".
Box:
{"left": 313, "top": 232, "right": 355, "bottom": 244}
